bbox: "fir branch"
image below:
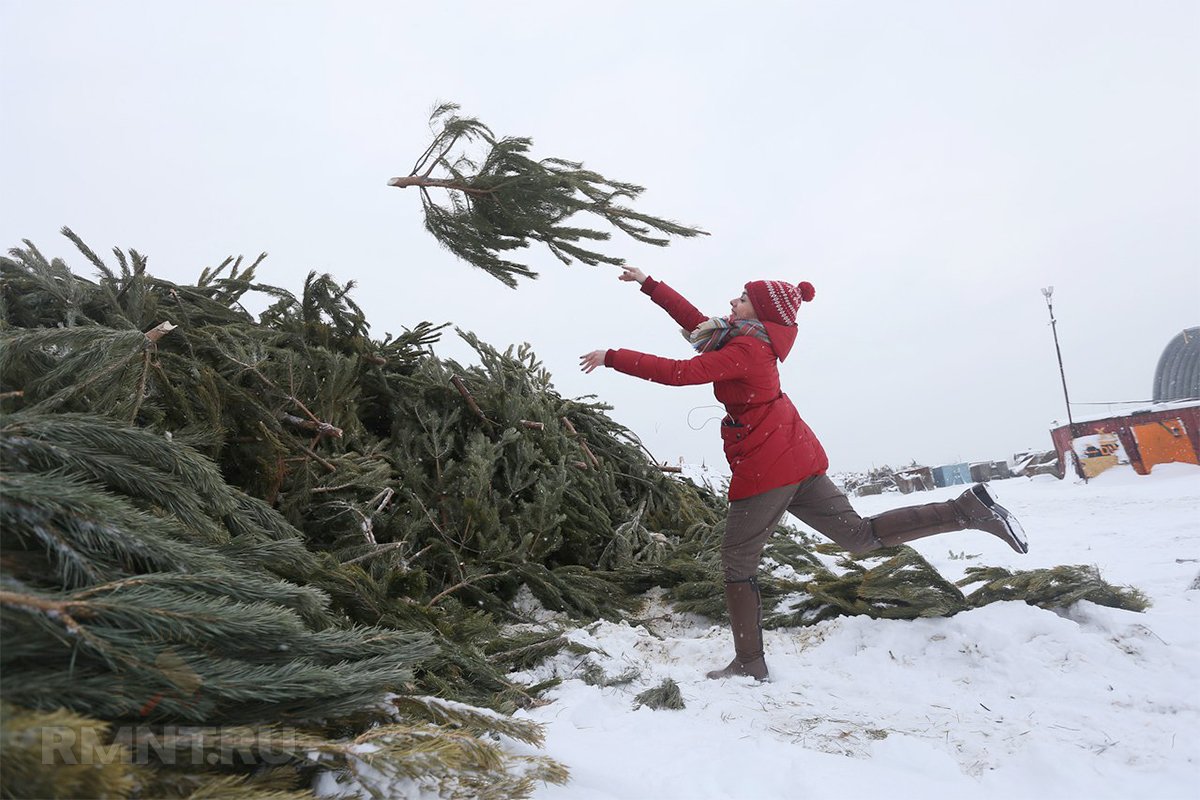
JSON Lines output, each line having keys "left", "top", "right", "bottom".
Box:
{"left": 391, "top": 695, "right": 547, "bottom": 746}
{"left": 633, "top": 678, "right": 685, "bottom": 710}
{"left": 958, "top": 564, "right": 1150, "bottom": 612}
{"left": 426, "top": 572, "right": 505, "bottom": 608}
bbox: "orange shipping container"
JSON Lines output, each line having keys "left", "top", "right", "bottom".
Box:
{"left": 1131, "top": 418, "right": 1198, "bottom": 471}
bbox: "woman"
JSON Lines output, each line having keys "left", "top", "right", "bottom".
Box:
{"left": 580, "top": 267, "right": 1027, "bottom": 682}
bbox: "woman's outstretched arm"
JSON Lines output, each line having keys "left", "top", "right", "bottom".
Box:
{"left": 580, "top": 338, "right": 756, "bottom": 386}
{"left": 618, "top": 267, "right": 707, "bottom": 333}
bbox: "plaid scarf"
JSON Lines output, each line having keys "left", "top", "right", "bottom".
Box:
{"left": 683, "top": 316, "right": 772, "bottom": 353}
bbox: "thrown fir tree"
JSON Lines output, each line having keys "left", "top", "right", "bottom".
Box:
{"left": 389, "top": 103, "right": 708, "bottom": 286}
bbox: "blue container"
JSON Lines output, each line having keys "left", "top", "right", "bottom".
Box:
{"left": 932, "top": 463, "right": 972, "bottom": 488}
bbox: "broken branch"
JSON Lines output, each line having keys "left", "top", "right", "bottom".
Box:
{"left": 451, "top": 375, "right": 488, "bottom": 422}
{"left": 279, "top": 412, "right": 344, "bottom": 439}
{"left": 561, "top": 416, "right": 601, "bottom": 469}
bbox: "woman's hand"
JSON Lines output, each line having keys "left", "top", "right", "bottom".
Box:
{"left": 579, "top": 350, "right": 607, "bottom": 374}
{"left": 618, "top": 266, "right": 647, "bottom": 285}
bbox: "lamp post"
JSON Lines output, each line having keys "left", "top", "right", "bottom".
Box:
{"left": 1042, "top": 286, "right": 1085, "bottom": 480}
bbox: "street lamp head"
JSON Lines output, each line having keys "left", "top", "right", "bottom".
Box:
{"left": 1041, "top": 286, "right": 1054, "bottom": 299}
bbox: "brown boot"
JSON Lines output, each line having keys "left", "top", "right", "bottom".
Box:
{"left": 706, "top": 577, "right": 770, "bottom": 681}
{"left": 871, "top": 483, "right": 1028, "bottom": 554}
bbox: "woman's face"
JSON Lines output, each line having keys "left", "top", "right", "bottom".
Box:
{"left": 730, "top": 292, "right": 758, "bottom": 321}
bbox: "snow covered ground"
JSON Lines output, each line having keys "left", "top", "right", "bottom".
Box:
{"left": 512, "top": 464, "right": 1200, "bottom": 799}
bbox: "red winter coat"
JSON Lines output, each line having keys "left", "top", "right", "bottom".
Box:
{"left": 604, "top": 277, "right": 829, "bottom": 501}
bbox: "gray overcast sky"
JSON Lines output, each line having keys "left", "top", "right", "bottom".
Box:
{"left": 2, "top": 1, "right": 1197, "bottom": 474}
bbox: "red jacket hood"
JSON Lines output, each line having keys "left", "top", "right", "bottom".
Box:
{"left": 763, "top": 321, "right": 797, "bottom": 361}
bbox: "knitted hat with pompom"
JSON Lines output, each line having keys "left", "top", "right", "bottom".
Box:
{"left": 744, "top": 280, "right": 815, "bottom": 327}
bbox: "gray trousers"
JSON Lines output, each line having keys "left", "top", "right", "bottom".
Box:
{"left": 722, "top": 474, "right": 882, "bottom": 581}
